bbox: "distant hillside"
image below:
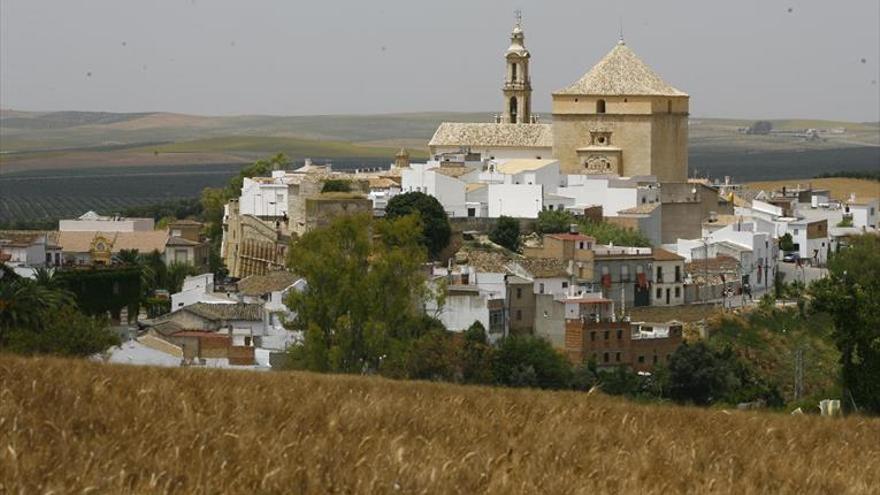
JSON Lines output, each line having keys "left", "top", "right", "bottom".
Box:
{"left": 2, "top": 354, "right": 878, "bottom": 493}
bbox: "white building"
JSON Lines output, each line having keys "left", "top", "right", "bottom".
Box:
{"left": 171, "top": 273, "right": 235, "bottom": 310}
{"left": 400, "top": 162, "right": 477, "bottom": 217}
{"left": 239, "top": 174, "right": 289, "bottom": 217}
{"left": 846, "top": 196, "right": 879, "bottom": 231}
{"left": 0, "top": 232, "right": 57, "bottom": 267}
{"left": 677, "top": 220, "right": 777, "bottom": 293}
{"left": 556, "top": 175, "right": 661, "bottom": 216}
{"left": 59, "top": 211, "right": 154, "bottom": 232}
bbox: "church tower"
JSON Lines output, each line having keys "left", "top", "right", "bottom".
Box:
{"left": 502, "top": 12, "right": 532, "bottom": 124}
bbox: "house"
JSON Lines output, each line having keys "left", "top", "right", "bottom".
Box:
{"left": 659, "top": 182, "right": 733, "bottom": 244}
{"left": 592, "top": 245, "right": 654, "bottom": 310}
{"left": 683, "top": 255, "right": 743, "bottom": 304}
{"left": 171, "top": 273, "right": 235, "bottom": 310}
{"left": 0, "top": 231, "right": 59, "bottom": 268}
{"left": 58, "top": 230, "right": 169, "bottom": 266}
{"left": 845, "top": 195, "right": 879, "bottom": 231}
{"left": 427, "top": 247, "right": 511, "bottom": 341}
{"left": 521, "top": 231, "right": 595, "bottom": 285}
{"left": 651, "top": 248, "right": 685, "bottom": 306}
{"left": 236, "top": 270, "right": 306, "bottom": 351}
{"left": 164, "top": 220, "right": 210, "bottom": 271}
{"left": 400, "top": 161, "right": 475, "bottom": 217}
{"left": 505, "top": 275, "right": 536, "bottom": 336}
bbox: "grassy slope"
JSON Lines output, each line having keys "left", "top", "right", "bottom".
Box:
{"left": 1, "top": 355, "right": 878, "bottom": 494}
{"left": 745, "top": 178, "right": 880, "bottom": 201}
{"left": 148, "top": 136, "right": 426, "bottom": 159}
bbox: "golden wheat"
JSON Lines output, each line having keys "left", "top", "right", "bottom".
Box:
{"left": 1, "top": 354, "right": 878, "bottom": 494}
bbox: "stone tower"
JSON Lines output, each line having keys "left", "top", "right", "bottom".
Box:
{"left": 502, "top": 14, "right": 532, "bottom": 124}
{"left": 551, "top": 39, "right": 689, "bottom": 181}
{"left": 394, "top": 147, "right": 410, "bottom": 169}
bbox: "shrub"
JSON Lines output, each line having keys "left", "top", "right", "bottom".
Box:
{"left": 493, "top": 336, "right": 572, "bottom": 390}
{"left": 385, "top": 192, "right": 451, "bottom": 258}
{"left": 489, "top": 216, "right": 520, "bottom": 252}
{"left": 535, "top": 210, "right": 574, "bottom": 234}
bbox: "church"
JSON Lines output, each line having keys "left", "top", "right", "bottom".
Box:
{"left": 428, "top": 19, "right": 689, "bottom": 182}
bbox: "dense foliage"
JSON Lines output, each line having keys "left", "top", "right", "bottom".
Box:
{"left": 489, "top": 216, "right": 520, "bottom": 252}
{"left": 815, "top": 170, "right": 880, "bottom": 181}
{"left": 321, "top": 179, "right": 352, "bottom": 193}
{"left": 810, "top": 235, "right": 880, "bottom": 414}
{"left": 384, "top": 192, "right": 451, "bottom": 258}
{"left": 578, "top": 219, "right": 652, "bottom": 247}
{"left": 0, "top": 266, "right": 119, "bottom": 356}
{"left": 534, "top": 210, "right": 574, "bottom": 234}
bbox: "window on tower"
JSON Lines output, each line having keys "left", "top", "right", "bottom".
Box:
{"left": 509, "top": 97, "right": 518, "bottom": 124}
{"left": 597, "top": 99, "right": 606, "bottom": 113}
{"left": 511, "top": 63, "right": 518, "bottom": 82}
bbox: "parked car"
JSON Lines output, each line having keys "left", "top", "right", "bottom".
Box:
{"left": 782, "top": 252, "right": 800, "bottom": 263}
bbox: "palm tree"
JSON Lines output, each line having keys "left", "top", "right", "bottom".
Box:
{"left": 0, "top": 268, "right": 73, "bottom": 344}
{"left": 114, "top": 249, "right": 141, "bottom": 265}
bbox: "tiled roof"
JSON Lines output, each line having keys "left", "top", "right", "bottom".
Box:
{"left": 166, "top": 236, "right": 200, "bottom": 247}
{"left": 513, "top": 258, "right": 569, "bottom": 278}
{"left": 456, "top": 247, "right": 517, "bottom": 273}
{"left": 237, "top": 271, "right": 300, "bottom": 297}
{"left": 429, "top": 123, "right": 554, "bottom": 148}
{"left": 547, "top": 233, "right": 595, "bottom": 242}
{"left": 617, "top": 202, "right": 660, "bottom": 215}
{"left": 652, "top": 247, "right": 685, "bottom": 262}
{"left": 58, "top": 230, "right": 169, "bottom": 254}
{"left": 555, "top": 42, "right": 687, "bottom": 97}
{"left": 496, "top": 159, "right": 557, "bottom": 174}
{"left": 428, "top": 166, "right": 472, "bottom": 178}
{"left": 184, "top": 302, "right": 264, "bottom": 322}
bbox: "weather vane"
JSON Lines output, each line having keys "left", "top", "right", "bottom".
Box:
{"left": 514, "top": 9, "right": 522, "bottom": 27}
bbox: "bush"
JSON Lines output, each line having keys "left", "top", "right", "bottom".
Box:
{"left": 493, "top": 336, "right": 572, "bottom": 390}
{"left": 578, "top": 219, "right": 651, "bottom": 247}
{"left": 489, "top": 216, "right": 520, "bottom": 252}
{"left": 535, "top": 210, "right": 574, "bottom": 235}
{"left": 4, "top": 305, "right": 119, "bottom": 357}
{"left": 321, "top": 179, "right": 352, "bottom": 193}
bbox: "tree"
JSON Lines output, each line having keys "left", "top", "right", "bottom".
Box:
{"left": 461, "top": 321, "right": 494, "bottom": 384}
{"left": 385, "top": 192, "right": 451, "bottom": 258}
{"left": 4, "top": 305, "right": 119, "bottom": 357}
{"left": 285, "top": 214, "right": 430, "bottom": 373}
{"left": 666, "top": 342, "right": 737, "bottom": 406}
{"left": 489, "top": 216, "right": 520, "bottom": 252}
{"left": 747, "top": 121, "right": 773, "bottom": 135}
{"left": 535, "top": 210, "right": 574, "bottom": 234}
{"left": 0, "top": 267, "right": 71, "bottom": 343}
{"left": 578, "top": 219, "right": 651, "bottom": 247}
{"left": 810, "top": 235, "right": 880, "bottom": 414}
{"left": 779, "top": 233, "right": 796, "bottom": 252}
{"left": 493, "top": 336, "right": 573, "bottom": 390}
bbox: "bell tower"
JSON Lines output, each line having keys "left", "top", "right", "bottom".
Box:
{"left": 502, "top": 11, "right": 532, "bottom": 124}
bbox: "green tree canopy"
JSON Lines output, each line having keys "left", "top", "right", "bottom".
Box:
{"left": 492, "top": 336, "right": 573, "bottom": 390}
{"left": 535, "top": 210, "right": 574, "bottom": 235}
{"left": 385, "top": 192, "right": 451, "bottom": 258}
{"left": 578, "top": 219, "right": 651, "bottom": 247}
{"left": 285, "top": 214, "right": 432, "bottom": 373}
{"left": 489, "top": 216, "right": 520, "bottom": 252}
{"left": 810, "top": 235, "right": 880, "bottom": 414}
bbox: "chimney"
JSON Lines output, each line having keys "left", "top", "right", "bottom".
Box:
{"left": 569, "top": 223, "right": 579, "bottom": 234}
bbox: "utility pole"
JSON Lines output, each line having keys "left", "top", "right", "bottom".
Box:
{"left": 794, "top": 347, "right": 805, "bottom": 402}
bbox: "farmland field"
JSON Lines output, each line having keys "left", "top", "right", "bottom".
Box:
{"left": 2, "top": 110, "right": 878, "bottom": 225}
{"left": 1, "top": 354, "right": 878, "bottom": 494}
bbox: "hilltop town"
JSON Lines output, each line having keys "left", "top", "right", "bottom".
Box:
{"left": 2, "top": 19, "right": 878, "bottom": 411}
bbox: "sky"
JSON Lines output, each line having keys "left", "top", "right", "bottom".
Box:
{"left": 1, "top": 0, "right": 878, "bottom": 122}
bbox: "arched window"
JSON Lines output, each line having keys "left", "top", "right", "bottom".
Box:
{"left": 511, "top": 63, "right": 518, "bottom": 82}
{"left": 597, "top": 99, "right": 606, "bottom": 114}
{"left": 509, "top": 97, "right": 518, "bottom": 124}
{"left": 667, "top": 100, "right": 672, "bottom": 114}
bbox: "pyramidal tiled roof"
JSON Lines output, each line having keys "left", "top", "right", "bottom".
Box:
{"left": 555, "top": 42, "right": 687, "bottom": 97}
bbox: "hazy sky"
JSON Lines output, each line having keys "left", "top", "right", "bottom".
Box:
{"left": 2, "top": 0, "right": 878, "bottom": 121}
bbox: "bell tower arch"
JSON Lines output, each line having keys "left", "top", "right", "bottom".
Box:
{"left": 502, "top": 11, "right": 532, "bottom": 124}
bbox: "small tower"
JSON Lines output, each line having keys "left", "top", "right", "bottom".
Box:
{"left": 394, "top": 147, "right": 410, "bottom": 169}
{"left": 502, "top": 11, "right": 532, "bottom": 124}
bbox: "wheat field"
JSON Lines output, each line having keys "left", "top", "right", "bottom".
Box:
{"left": 1, "top": 355, "right": 878, "bottom": 494}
